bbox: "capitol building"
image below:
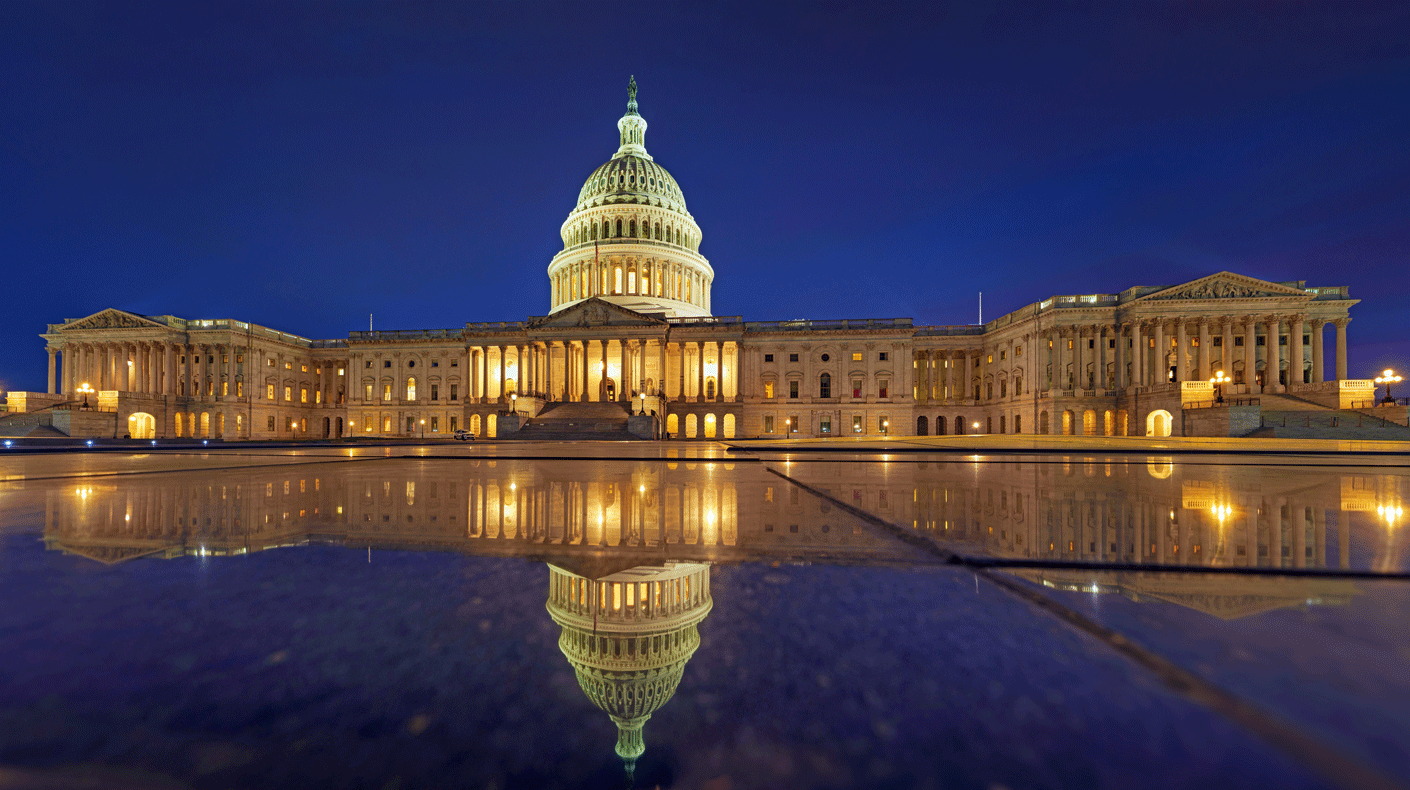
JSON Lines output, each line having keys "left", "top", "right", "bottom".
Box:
{"left": 6, "top": 80, "right": 1370, "bottom": 441}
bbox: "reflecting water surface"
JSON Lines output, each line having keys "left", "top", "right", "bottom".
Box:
{"left": 0, "top": 452, "right": 1406, "bottom": 788}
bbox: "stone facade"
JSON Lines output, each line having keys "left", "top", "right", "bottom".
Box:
{"left": 5, "top": 82, "right": 1362, "bottom": 440}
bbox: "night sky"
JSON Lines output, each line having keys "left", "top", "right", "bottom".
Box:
{"left": 3, "top": 2, "right": 1408, "bottom": 393}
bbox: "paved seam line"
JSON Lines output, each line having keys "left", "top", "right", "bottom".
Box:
{"left": 763, "top": 465, "right": 1408, "bottom": 790}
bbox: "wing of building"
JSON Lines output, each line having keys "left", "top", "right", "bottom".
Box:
{"left": 5, "top": 80, "right": 1374, "bottom": 441}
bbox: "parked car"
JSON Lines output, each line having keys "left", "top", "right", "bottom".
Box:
{"left": 453, "top": 429, "right": 476, "bottom": 441}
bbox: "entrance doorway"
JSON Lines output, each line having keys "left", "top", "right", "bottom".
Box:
{"left": 127, "top": 412, "right": 155, "bottom": 439}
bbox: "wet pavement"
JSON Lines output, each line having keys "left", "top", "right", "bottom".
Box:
{"left": 0, "top": 441, "right": 1406, "bottom": 789}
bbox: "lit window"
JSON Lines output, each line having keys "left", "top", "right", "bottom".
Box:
{"left": 364, "top": 384, "right": 373, "bottom": 401}
{"left": 301, "top": 365, "right": 308, "bottom": 373}
{"left": 789, "top": 415, "right": 799, "bottom": 433}
{"left": 383, "top": 384, "right": 392, "bottom": 401}
{"left": 285, "top": 362, "right": 292, "bottom": 370}
{"left": 431, "top": 417, "right": 439, "bottom": 432}
{"left": 300, "top": 388, "right": 308, "bottom": 403}
{"left": 852, "top": 415, "right": 863, "bottom": 433}
{"left": 764, "top": 415, "right": 775, "bottom": 433}
{"left": 879, "top": 380, "right": 889, "bottom": 399}
{"left": 852, "top": 378, "right": 862, "bottom": 398}
{"left": 852, "top": 352, "right": 862, "bottom": 361}
{"left": 266, "top": 384, "right": 275, "bottom": 400}
{"left": 764, "top": 382, "right": 775, "bottom": 399}
{"left": 337, "top": 367, "right": 345, "bottom": 375}
{"left": 406, "top": 378, "right": 417, "bottom": 400}
{"left": 820, "top": 416, "right": 831, "bottom": 434}
{"left": 284, "top": 386, "right": 292, "bottom": 401}
{"left": 236, "top": 381, "right": 243, "bottom": 397}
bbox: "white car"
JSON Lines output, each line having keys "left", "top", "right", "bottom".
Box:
{"left": 453, "top": 429, "right": 476, "bottom": 441}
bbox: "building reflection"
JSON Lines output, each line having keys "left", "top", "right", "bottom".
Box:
{"left": 41, "top": 457, "right": 1404, "bottom": 778}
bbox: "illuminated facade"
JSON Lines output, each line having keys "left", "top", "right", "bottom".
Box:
{"left": 8, "top": 80, "right": 1372, "bottom": 440}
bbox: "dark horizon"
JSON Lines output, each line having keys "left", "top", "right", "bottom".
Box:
{"left": 3, "top": 1, "right": 1408, "bottom": 393}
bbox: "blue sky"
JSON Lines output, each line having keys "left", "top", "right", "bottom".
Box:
{"left": 2, "top": 1, "right": 1407, "bottom": 391}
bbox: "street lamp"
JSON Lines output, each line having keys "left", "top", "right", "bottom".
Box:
{"left": 77, "top": 383, "right": 93, "bottom": 410}
{"left": 419, "top": 418, "right": 425, "bottom": 438}
{"left": 881, "top": 418, "right": 888, "bottom": 435}
{"left": 510, "top": 392, "right": 518, "bottom": 416}
{"left": 1375, "top": 369, "right": 1402, "bottom": 405}
{"left": 638, "top": 392, "right": 646, "bottom": 415}
{"left": 1210, "top": 370, "right": 1228, "bottom": 405}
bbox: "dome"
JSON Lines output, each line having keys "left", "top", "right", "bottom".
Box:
{"left": 546, "top": 77, "right": 714, "bottom": 319}
{"left": 574, "top": 155, "right": 690, "bottom": 218}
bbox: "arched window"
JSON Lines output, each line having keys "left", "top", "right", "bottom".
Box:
{"left": 629, "top": 219, "right": 636, "bottom": 237}
{"left": 603, "top": 220, "right": 611, "bottom": 238}
{"left": 616, "top": 219, "right": 623, "bottom": 237}
{"left": 628, "top": 270, "right": 636, "bottom": 294}
{"left": 654, "top": 222, "right": 662, "bottom": 240}
{"left": 406, "top": 377, "right": 417, "bottom": 401}
{"left": 819, "top": 372, "right": 831, "bottom": 399}
{"left": 591, "top": 224, "right": 598, "bottom": 241}
{"left": 614, "top": 267, "right": 623, "bottom": 294}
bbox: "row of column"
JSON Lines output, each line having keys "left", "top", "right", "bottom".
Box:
{"left": 49, "top": 341, "right": 243, "bottom": 399}
{"left": 463, "top": 340, "right": 734, "bottom": 404}
{"left": 551, "top": 257, "right": 709, "bottom": 311}
{"left": 909, "top": 315, "right": 1350, "bottom": 403}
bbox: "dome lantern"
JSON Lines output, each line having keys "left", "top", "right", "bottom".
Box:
{"left": 616, "top": 75, "right": 650, "bottom": 160}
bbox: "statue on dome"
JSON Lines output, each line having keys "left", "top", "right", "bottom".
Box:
{"left": 628, "top": 75, "right": 637, "bottom": 103}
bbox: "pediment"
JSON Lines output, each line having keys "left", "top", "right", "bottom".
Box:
{"left": 1137, "top": 272, "right": 1309, "bottom": 303}
{"left": 528, "top": 298, "right": 669, "bottom": 329}
{"left": 59, "top": 309, "right": 167, "bottom": 332}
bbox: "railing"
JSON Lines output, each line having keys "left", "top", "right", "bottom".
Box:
{"left": 463, "top": 321, "right": 529, "bottom": 332}
{"left": 914, "top": 325, "right": 985, "bottom": 336}
{"left": 348, "top": 329, "right": 463, "bottom": 341}
{"left": 673, "top": 315, "right": 744, "bottom": 326}
{"left": 1183, "top": 397, "right": 1259, "bottom": 410}
{"left": 555, "top": 238, "right": 705, "bottom": 259}
{"left": 748, "top": 317, "right": 913, "bottom": 332}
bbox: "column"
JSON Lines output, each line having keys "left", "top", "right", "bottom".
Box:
{"left": 944, "top": 351, "right": 954, "bottom": 401}
{"left": 1073, "top": 327, "right": 1085, "bottom": 391}
{"left": 165, "top": 343, "right": 176, "bottom": 395}
{"left": 1152, "top": 322, "right": 1165, "bottom": 385}
{"left": 1335, "top": 319, "right": 1348, "bottom": 381}
{"left": 1197, "top": 319, "right": 1210, "bottom": 380}
{"left": 47, "top": 348, "right": 57, "bottom": 394}
{"left": 1113, "top": 325, "right": 1125, "bottom": 389}
{"left": 580, "top": 341, "right": 589, "bottom": 402}
{"left": 676, "top": 342, "right": 685, "bottom": 402}
{"left": 600, "top": 340, "right": 609, "bottom": 402}
{"left": 1267, "top": 316, "right": 1283, "bottom": 392}
{"left": 1096, "top": 326, "right": 1108, "bottom": 390}
{"left": 1175, "top": 320, "right": 1188, "bottom": 383}
{"left": 1244, "top": 318, "right": 1257, "bottom": 390}
{"left": 658, "top": 340, "right": 667, "bottom": 398}
{"left": 1311, "top": 320, "right": 1325, "bottom": 383}
{"left": 713, "top": 342, "right": 723, "bottom": 402}
{"left": 498, "top": 345, "right": 506, "bottom": 402}
{"left": 1132, "top": 322, "right": 1144, "bottom": 388}
{"left": 696, "top": 342, "right": 705, "bottom": 402}
{"left": 1220, "top": 319, "right": 1234, "bottom": 379}
{"left": 1289, "top": 314, "right": 1304, "bottom": 388}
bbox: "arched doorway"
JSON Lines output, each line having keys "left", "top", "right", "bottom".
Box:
{"left": 1062, "top": 410, "right": 1073, "bottom": 436}
{"left": 686, "top": 414, "right": 698, "bottom": 439}
{"left": 1082, "top": 410, "right": 1096, "bottom": 436}
{"left": 487, "top": 414, "right": 497, "bottom": 438}
{"left": 666, "top": 413, "right": 678, "bottom": 438}
{"left": 603, "top": 378, "right": 616, "bottom": 401}
{"left": 126, "top": 412, "right": 155, "bottom": 439}
{"left": 917, "top": 415, "right": 928, "bottom": 436}
{"left": 954, "top": 416, "right": 965, "bottom": 435}
{"left": 936, "top": 415, "right": 947, "bottom": 435}
{"left": 704, "top": 413, "right": 717, "bottom": 438}
{"left": 705, "top": 377, "right": 717, "bottom": 400}
{"left": 1117, "top": 410, "right": 1128, "bottom": 437}
{"left": 722, "top": 414, "right": 735, "bottom": 439}
{"left": 337, "top": 417, "right": 344, "bottom": 437}
{"left": 200, "top": 412, "right": 210, "bottom": 438}
{"left": 1039, "top": 411, "right": 1050, "bottom": 434}
{"left": 470, "top": 414, "right": 481, "bottom": 435}
{"left": 1103, "top": 410, "right": 1114, "bottom": 436}
{"left": 323, "top": 417, "right": 331, "bottom": 438}
{"left": 1146, "top": 409, "right": 1173, "bottom": 437}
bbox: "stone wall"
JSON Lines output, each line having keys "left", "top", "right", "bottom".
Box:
{"left": 1181, "top": 405, "right": 1261, "bottom": 437}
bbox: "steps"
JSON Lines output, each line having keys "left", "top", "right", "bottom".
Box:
{"left": 508, "top": 401, "right": 642, "bottom": 441}
{"left": 1252, "top": 394, "right": 1410, "bottom": 440}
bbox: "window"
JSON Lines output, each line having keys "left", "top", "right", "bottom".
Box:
{"left": 407, "top": 417, "right": 415, "bottom": 433}
{"left": 764, "top": 415, "right": 775, "bottom": 433}
{"left": 431, "top": 384, "right": 439, "bottom": 401}
{"left": 408, "top": 360, "right": 416, "bottom": 368}
{"left": 852, "top": 415, "right": 863, "bottom": 433}
{"left": 236, "top": 355, "right": 244, "bottom": 363}
{"left": 285, "top": 362, "right": 292, "bottom": 370}
{"left": 431, "top": 417, "right": 439, "bottom": 432}
{"left": 1000, "top": 380, "right": 1007, "bottom": 398}
{"left": 366, "top": 361, "right": 373, "bottom": 368}
{"left": 1278, "top": 335, "right": 1287, "bottom": 346}
{"left": 267, "top": 416, "right": 275, "bottom": 431}
{"left": 764, "top": 353, "right": 774, "bottom": 362}
{"left": 820, "top": 416, "right": 831, "bottom": 434}
{"left": 450, "top": 416, "right": 458, "bottom": 432}
{"left": 789, "top": 415, "right": 799, "bottom": 433}
{"left": 819, "top": 373, "right": 831, "bottom": 399}
{"left": 383, "top": 384, "right": 392, "bottom": 401}
{"left": 284, "top": 386, "right": 292, "bottom": 401}
{"left": 450, "top": 384, "right": 458, "bottom": 401}
{"left": 431, "top": 361, "right": 439, "bottom": 368}
{"left": 1000, "top": 351, "right": 1006, "bottom": 360}
{"left": 820, "top": 353, "right": 830, "bottom": 362}
{"left": 266, "top": 384, "right": 275, "bottom": 400}
{"left": 1068, "top": 340, "right": 1074, "bottom": 350}
{"left": 300, "top": 387, "right": 308, "bottom": 403}
{"left": 383, "top": 417, "right": 392, "bottom": 432}
{"left": 852, "top": 352, "right": 863, "bottom": 361}
{"left": 1256, "top": 336, "right": 1266, "bottom": 346}
{"left": 364, "top": 384, "right": 374, "bottom": 401}
{"left": 789, "top": 353, "right": 799, "bottom": 362}
{"left": 236, "top": 381, "right": 243, "bottom": 397}
{"left": 221, "top": 381, "right": 228, "bottom": 396}
{"left": 384, "top": 360, "right": 392, "bottom": 368}
{"left": 301, "top": 365, "right": 308, "bottom": 373}
{"left": 852, "top": 378, "right": 863, "bottom": 398}
{"left": 879, "top": 352, "right": 889, "bottom": 362}
{"left": 1015, "top": 346, "right": 1022, "bottom": 356}
{"left": 266, "top": 358, "right": 274, "bottom": 367}
{"left": 879, "top": 380, "right": 889, "bottom": 399}
{"left": 1234, "top": 337, "right": 1245, "bottom": 346}
{"left": 451, "top": 360, "right": 458, "bottom": 367}
{"left": 764, "top": 382, "right": 775, "bottom": 399}
{"left": 406, "top": 378, "right": 418, "bottom": 400}
{"left": 284, "top": 417, "right": 292, "bottom": 431}
{"left": 789, "top": 381, "right": 799, "bottom": 399}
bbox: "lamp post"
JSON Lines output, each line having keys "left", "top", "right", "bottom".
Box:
{"left": 1210, "top": 370, "right": 1228, "bottom": 405}
{"left": 638, "top": 392, "right": 646, "bottom": 415}
{"left": 510, "top": 393, "right": 518, "bottom": 416}
{"left": 881, "top": 418, "right": 888, "bottom": 435}
{"left": 1375, "top": 369, "right": 1402, "bottom": 405}
{"left": 419, "top": 418, "right": 425, "bottom": 438}
{"left": 77, "top": 383, "right": 93, "bottom": 410}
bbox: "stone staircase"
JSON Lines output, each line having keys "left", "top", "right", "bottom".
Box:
{"left": 1253, "top": 393, "right": 1410, "bottom": 440}
{"left": 508, "top": 401, "right": 642, "bottom": 441}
